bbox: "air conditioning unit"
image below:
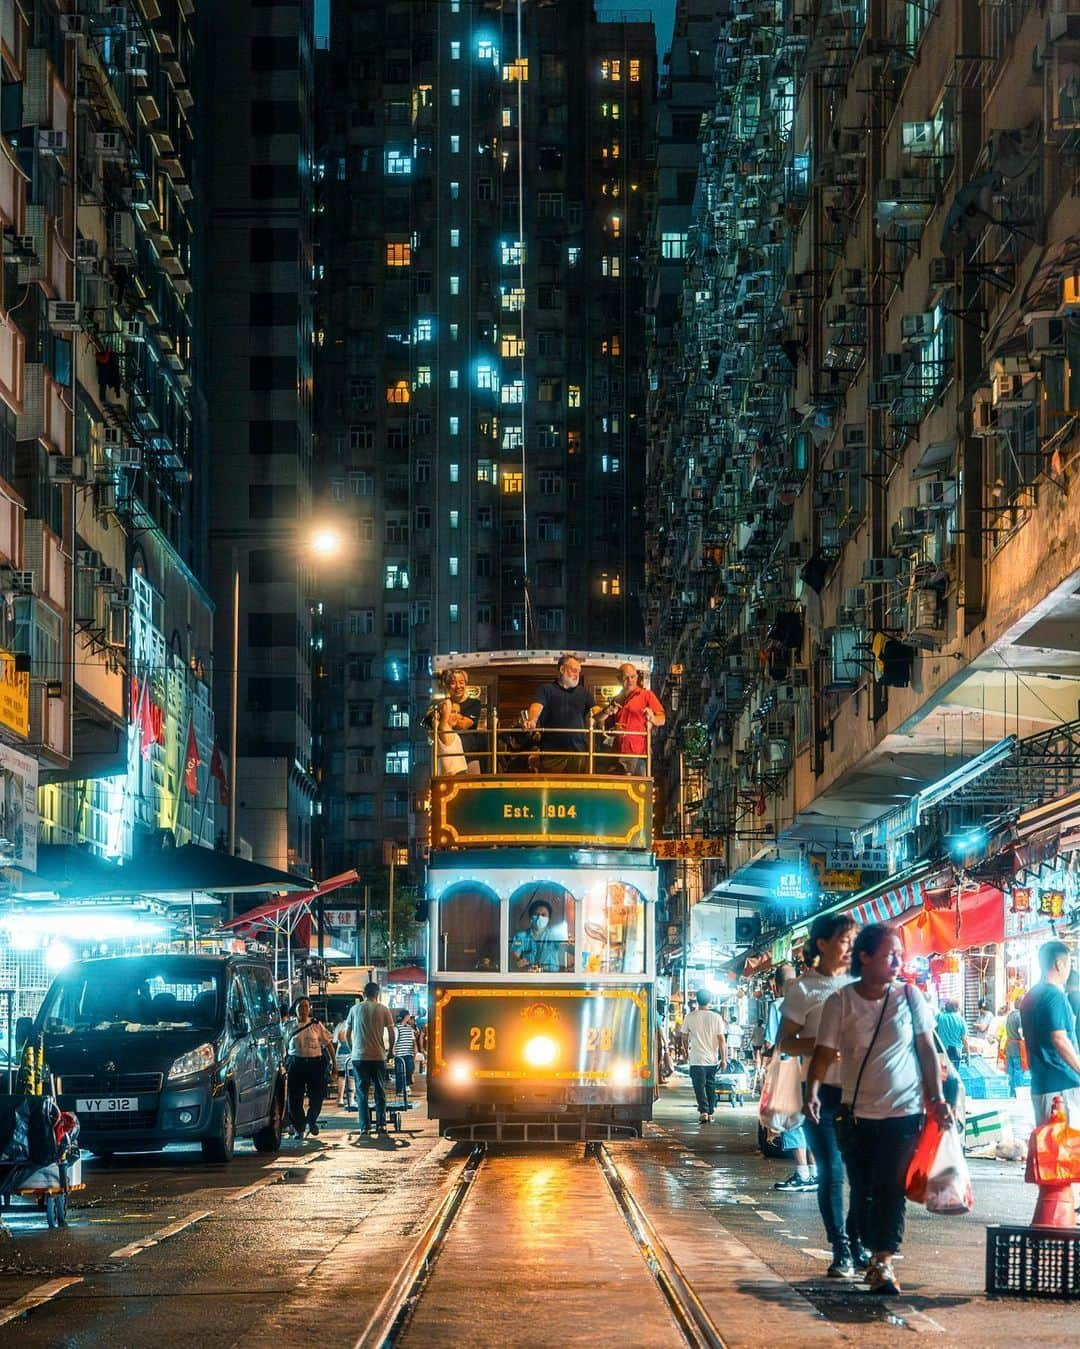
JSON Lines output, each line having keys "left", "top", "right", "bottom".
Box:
{"left": 122, "top": 318, "right": 145, "bottom": 342}
{"left": 1027, "top": 316, "right": 1065, "bottom": 355}
{"left": 972, "top": 398, "right": 998, "bottom": 435}
{"left": 901, "top": 121, "right": 936, "bottom": 155}
{"left": 96, "top": 566, "right": 118, "bottom": 589}
{"left": 898, "top": 505, "right": 931, "bottom": 534}
{"left": 48, "top": 455, "right": 86, "bottom": 481}
{"left": 75, "top": 237, "right": 100, "bottom": 265}
{"left": 912, "top": 588, "right": 942, "bottom": 631}
{"left": 845, "top": 586, "right": 868, "bottom": 611}
{"left": 102, "top": 427, "right": 126, "bottom": 452}
{"left": 37, "top": 129, "right": 69, "bottom": 155}
{"left": 11, "top": 235, "right": 37, "bottom": 258}
{"left": 95, "top": 130, "right": 126, "bottom": 160}
{"left": 929, "top": 257, "right": 955, "bottom": 286}
{"left": 869, "top": 381, "right": 897, "bottom": 407}
{"left": 776, "top": 683, "right": 799, "bottom": 703}
{"left": 918, "top": 479, "right": 957, "bottom": 510}
{"left": 842, "top": 424, "right": 866, "bottom": 449}
{"left": 789, "top": 666, "right": 809, "bottom": 687}
{"left": 901, "top": 312, "right": 935, "bottom": 344}
{"left": 76, "top": 549, "right": 103, "bottom": 571}
{"left": 59, "top": 14, "right": 86, "bottom": 33}
{"left": 826, "top": 302, "right": 852, "bottom": 327}
{"left": 728, "top": 652, "right": 749, "bottom": 671}
{"left": 96, "top": 481, "right": 119, "bottom": 513}
{"left": 0, "top": 569, "right": 35, "bottom": 594}
{"left": 47, "top": 300, "right": 82, "bottom": 332}
{"left": 832, "top": 449, "right": 857, "bottom": 470}
{"left": 863, "top": 556, "right": 901, "bottom": 582}
{"left": 109, "top": 585, "right": 133, "bottom": 608}
{"left": 112, "top": 445, "right": 141, "bottom": 467}
{"left": 992, "top": 372, "right": 1034, "bottom": 406}
{"left": 879, "top": 353, "right": 906, "bottom": 379}
{"left": 124, "top": 43, "right": 149, "bottom": 77}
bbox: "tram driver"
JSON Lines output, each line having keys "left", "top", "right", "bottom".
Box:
{"left": 510, "top": 898, "right": 572, "bottom": 972}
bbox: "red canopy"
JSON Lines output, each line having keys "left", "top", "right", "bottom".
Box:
{"left": 385, "top": 964, "right": 426, "bottom": 984}
{"left": 900, "top": 884, "right": 1005, "bottom": 957}
{"left": 224, "top": 869, "right": 359, "bottom": 931}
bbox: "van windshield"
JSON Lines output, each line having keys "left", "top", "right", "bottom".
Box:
{"left": 40, "top": 959, "right": 224, "bottom": 1033}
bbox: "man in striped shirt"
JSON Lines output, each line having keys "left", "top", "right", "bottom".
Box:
{"left": 393, "top": 1010, "right": 418, "bottom": 1099}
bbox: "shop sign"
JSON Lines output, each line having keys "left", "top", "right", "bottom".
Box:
{"left": 1040, "top": 889, "right": 1065, "bottom": 918}
{"left": 819, "top": 869, "right": 862, "bottom": 892}
{"left": 654, "top": 838, "right": 725, "bottom": 860}
{"left": 0, "top": 649, "right": 29, "bottom": 738}
{"left": 324, "top": 910, "right": 357, "bottom": 927}
{"left": 1011, "top": 887, "right": 1032, "bottom": 913}
{"left": 0, "top": 741, "right": 38, "bottom": 871}
{"left": 430, "top": 776, "right": 651, "bottom": 849}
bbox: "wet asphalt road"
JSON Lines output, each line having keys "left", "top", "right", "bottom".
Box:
{"left": 0, "top": 1080, "right": 1077, "bottom": 1347}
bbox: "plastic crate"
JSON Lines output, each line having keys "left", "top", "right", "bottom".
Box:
{"left": 986, "top": 1225, "right": 1080, "bottom": 1300}
{"left": 968, "top": 1075, "right": 1012, "bottom": 1100}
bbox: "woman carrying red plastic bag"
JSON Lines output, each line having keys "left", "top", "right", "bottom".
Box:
{"left": 905, "top": 1115, "right": 974, "bottom": 1214}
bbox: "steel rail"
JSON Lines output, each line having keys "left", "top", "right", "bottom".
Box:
{"left": 353, "top": 1143, "right": 485, "bottom": 1349}
{"left": 590, "top": 1142, "right": 727, "bottom": 1349}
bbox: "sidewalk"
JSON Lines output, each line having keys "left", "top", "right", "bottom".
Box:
{"left": 647, "top": 1074, "right": 1076, "bottom": 1346}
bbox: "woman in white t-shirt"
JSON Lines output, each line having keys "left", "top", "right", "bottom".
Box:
{"left": 778, "top": 912, "right": 860, "bottom": 1278}
{"left": 807, "top": 924, "right": 952, "bottom": 1298}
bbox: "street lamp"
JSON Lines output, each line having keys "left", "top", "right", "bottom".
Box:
{"left": 228, "top": 525, "right": 346, "bottom": 862}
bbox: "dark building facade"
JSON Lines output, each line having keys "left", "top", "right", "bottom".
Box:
{"left": 313, "top": 2, "right": 655, "bottom": 877}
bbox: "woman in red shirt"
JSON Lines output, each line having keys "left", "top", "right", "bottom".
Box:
{"left": 608, "top": 664, "right": 665, "bottom": 775}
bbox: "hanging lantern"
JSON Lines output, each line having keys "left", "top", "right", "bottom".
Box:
{"left": 1040, "top": 889, "right": 1065, "bottom": 918}
{"left": 1011, "top": 887, "right": 1032, "bottom": 914}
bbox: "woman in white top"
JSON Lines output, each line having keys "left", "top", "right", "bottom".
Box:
{"left": 807, "top": 924, "right": 952, "bottom": 1298}
{"left": 778, "top": 912, "right": 861, "bottom": 1278}
{"left": 285, "top": 997, "right": 335, "bottom": 1140}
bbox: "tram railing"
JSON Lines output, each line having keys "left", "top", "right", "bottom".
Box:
{"left": 431, "top": 713, "right": 655, "bottom": 778}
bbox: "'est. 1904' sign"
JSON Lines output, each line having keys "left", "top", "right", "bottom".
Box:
{"left": 430, "top": 775, "right": 651, "bottom": 849}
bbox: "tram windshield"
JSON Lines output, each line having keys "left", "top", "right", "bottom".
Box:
{"left": 508, "top": 883, "right": 575, "bottom": 973}
{"left": 581, "top": 882, "right": 646, "bottom": 975}
{"left": 438, "top": 885, "right": 500, "bottom": 972}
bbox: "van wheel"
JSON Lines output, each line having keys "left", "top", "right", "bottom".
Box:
{"left": 252, "top": 1089, "right": 283, "bottom": 1154}
{"left": 202, "top": 1096, "right": 235, "bottom": 1162}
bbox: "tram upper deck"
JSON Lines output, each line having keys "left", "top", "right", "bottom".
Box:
{"left": 428, "top": 650, "right": 656, "bottom": 853}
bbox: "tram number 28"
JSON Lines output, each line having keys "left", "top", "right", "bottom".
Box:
{"left": 585, "top": 1027, "right": 613, "bottom": 1052}
{"left": 469, "top": 1026, "right": 497, "bottom": 1051}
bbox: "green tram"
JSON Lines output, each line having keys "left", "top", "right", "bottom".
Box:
{"left": 424, "top": 650, "right": 659, "bottom": 1141}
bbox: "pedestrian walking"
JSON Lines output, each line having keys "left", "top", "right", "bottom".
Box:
{"left": 1019, "top": 939, "right": 1080, "bottom": 1126}
{"left": 1002, "top": 997, "right": 1028, "bottom": 1093}
{"left": 284, "top": 997, "right": 334, "bottom": 1139}
{"left": 684, "top": 988, "right": 727, "bottom": 1122}
{"left": 765, "top": 963, "right": 817, "bottom": 1192}
{"left": 934, "top": 1000, "right": 968, "bottom": 1067}
{"left": 334, "top": 1016, "right": 354, "bottom": 1108}
{"left": 778, "top": 912, "right": 867, "bottom": 1278}
{"left": 806, "top": 924, "right": 952, "bottom": 1297}
{"left": 393, "top": 1010, "right": 418, "bottom": 1099}
{"left": 345, "top": 982, "right": 396, "bottom": 1135}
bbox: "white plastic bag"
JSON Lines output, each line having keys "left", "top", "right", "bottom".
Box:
{"left": 758, "top": 1053, "right": 804, "bottom": 1134}
{"left": 924, "top": 1124, "right": 974, "bottom": 1214}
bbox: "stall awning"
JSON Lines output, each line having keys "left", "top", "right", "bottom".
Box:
{"left": 224, "top": 869, "right": 359, "bottom": 931}
{"left": 899, "top": 884, "right": 1005, "bottom": 957}
{"left": 847, "top": 877, "right": 927, "bottom": 927}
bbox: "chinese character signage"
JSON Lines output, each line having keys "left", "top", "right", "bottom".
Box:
{"left": 0, "top": 649, "right": 29, "bottom": 738}
{"left": 653, "top": 838, "right": 725, "bottom": 861}
{"left": 1010, "top": 887, "right": 1031, "bottom": 914}
{"left": 0, "top": 741, "right": 38, "bottom": 871}
{"left": 1040, "top": 889, "right": 1064, "bottom": 918}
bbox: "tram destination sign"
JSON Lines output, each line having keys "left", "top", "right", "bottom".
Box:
{"left": 431, "top": 775, "right": 652, "bottom": 849}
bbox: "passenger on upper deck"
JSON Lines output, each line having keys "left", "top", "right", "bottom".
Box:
{"left": 522, "top": 654, "right": 601, "bottom": 774}
{"left": 431, "top": 670, "right": 484, "bottom": 775}
{"left": 602, "top": 663, "right": 665, "bottom": 775}
{"left": 510, "top": 898, "right": 571, "bottom": 972}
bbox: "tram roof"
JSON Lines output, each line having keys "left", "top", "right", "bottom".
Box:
{"left": 433, "top": 649, "right": 654, "bottom": 675}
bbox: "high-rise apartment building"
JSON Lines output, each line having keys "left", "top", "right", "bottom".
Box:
{"left": 313, "top": 2, "right": 655, "bottom": 879}
{"left": 200, "top": 0, "right": 316, "bottom": 874}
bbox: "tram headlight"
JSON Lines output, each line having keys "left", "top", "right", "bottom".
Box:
{"left": 610, "top": 1060, "right": 633, "bottom": 1088}
{"left": 523, "top": 1035, "right": 558, "bottom": 1067}
{"left": 448, "top": 1058, "right": 473, "bottom": 1085}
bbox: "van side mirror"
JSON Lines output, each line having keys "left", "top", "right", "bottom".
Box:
{"left": 15, "top": 1016, "right": 33, "bottom": 1047}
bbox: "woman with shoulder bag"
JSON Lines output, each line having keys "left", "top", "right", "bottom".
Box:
{"left": 285, "top": 997, "right": 335, "bottom": 1140}
{"left": 806, "top": 924, "right": 952, "bottom": 1297}
{"left": 778, "top": 912, "right": 868, "bottom": 1279}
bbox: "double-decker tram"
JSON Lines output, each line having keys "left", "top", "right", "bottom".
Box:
{"left": 424, "top": 650, "right": 659, "bottom": 1141}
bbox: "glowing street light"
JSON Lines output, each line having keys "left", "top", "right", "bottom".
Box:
{"left": 308, "top": 525, "right": 344, "bottom": 560}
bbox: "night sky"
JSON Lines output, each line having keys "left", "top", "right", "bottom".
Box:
{"left": 596, "top": 0, "right": 677, "bottom": 62}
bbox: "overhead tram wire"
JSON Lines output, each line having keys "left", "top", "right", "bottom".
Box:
{"left": 516, "top": 0, "right": 534, "bottom": 646}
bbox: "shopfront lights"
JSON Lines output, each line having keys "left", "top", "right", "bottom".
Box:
{"left": 946, "top": 828, "right": 987, "bottom": 860}
{"left": 0, "top": 912, "right": 168, "bottom": 943}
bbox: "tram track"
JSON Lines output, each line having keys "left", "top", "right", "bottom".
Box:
{"left": 354, "top": 1141, "right": 727, "bottom": 1349}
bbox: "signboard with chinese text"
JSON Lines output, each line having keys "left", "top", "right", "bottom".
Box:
{"left": 653, "top": 838, "right": 725, "bottom": 861}
{"left": 820, "top": 870, "right": 863, "bottom": 892}
{"left": 430, "top": 776, "right": 651, "bottom": 849}
{"left": 0, "top": 649, "right": 29, "bottom": 738}
{"left": 0, "top": 741, "right": 37, "bottom": 871}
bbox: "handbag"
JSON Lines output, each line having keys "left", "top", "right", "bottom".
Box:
{"left": 834, "top": 986, "right": 892, "bottom": 1148}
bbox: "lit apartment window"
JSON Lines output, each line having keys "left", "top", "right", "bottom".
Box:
{"left": 449, "top": 463, "right": 460, "bottom": 482}
{"left": 601, "top": 336, "right": 621, "bottom": 356}
{"left": 448, "top": 228, "right": 460, "bottom": 248}
{"left": 449, "top": 275, "right": 460, "bottom": 295}
{"left": 449, "top": 369, "right": 460, "bottom": 388}
{"left": 450, "top": 134, "right": 461, "bottom": 153}
{"left": 450, "top": 41, "right": 461, "bottom": 59}
{"left": 610, "top": 214, "right": 621, "bottom": 238}
{"left": 450, "top": 323, "right": 459, "bottom": 340}
{"left": 449, "top": 415, "right": 460, "bottom": 435}
{"left": 386, "top": 381, "right": 410, "bottom": 404}
{"left": 501, "top": 240, "right": 525, "bottom": 266}
{"left": 501, "top": 334, "right": 525, "bottom": 358}
{"left": 451, "top": 88, "right": 461, "bottom": 107}
{"left": 415, "top": 317, "right": 434, "bottom": 341}
{"left": 567, "top": 245, "right": 581, "bottom": 267}
{"left": 385, "top": 563, "right": 409, "bottom": 590}
{"left": 384, "top": 148, "right": 412, "bottom": 175}
{"left": 477, "top": 40, "right": 497, "bottom": 62}
{"left": 501, "top": 287, "right": 525, "bottom": 311}
{"left": 502, "top": 108, "right": 513, "bottom": 129}
{"left": 601, "top": 101, "right": 621, "bottom": 120}
{"left": 567, "top": 430, "right": 582, "bottom": 455}
{"left": 477, "top": 460, "right": 497, "bottom": 484}
{"left": 386, "top": 241, "right": 411, "bottom": 267}
{"left": 450, "top": 0, "right": 460, "bottom": 10}
{"left": 601, "top": 59, "right": 621, "bottom": 80}
{"left": 600, "top": 572, "right": 622, "bottom": 597}
{"left": 601, "top": 454, "right": 622, "bottom": 474}
{"left": 415, "top": 366, "right": 432, "bottom": 387}
{"left": 629, "top": 59, "right": 641, "bottom": 82}
{"left": 450, "top": 181, "right": 460, "bottom": 199}
{"left": 568, "top": 385, "right": 582, "bottom": 408}
{"left": 449, "top": 556, "right": 459, "bottom": 576}
{"left": 503, "top": 471, "right": 523, "bottom": 494}
{"left": 602, "top": 255, "right": 620, "bottom": 277}
{"left": 502, "top": 58, "right": 528, "bottom": 81}
{"left": 449, "top": 603, "right": 460, "bottom": 622}
{"left": 385, "top": 748, "right": 410, "bottom": 775}
{"left": 501, "top": 380, "right": 524, "bottom": 404}
{"left": 449, "top": 510, "right": 460, "bottom": 528}
{"left": 603, "top": 140, "right": 621, "bottom": 160}
{"left": 476, "top": 364, "right": 497, "bottom": 390}
{"left": 661, "top": 232, "right": 688, "bottom": 259}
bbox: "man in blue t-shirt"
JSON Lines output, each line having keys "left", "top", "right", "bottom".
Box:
{"left": 1020, "top": 939, "right": 1080, "bottom": 1125}
{"left": 524, "top": 654, "right": 600, "bottom": 774}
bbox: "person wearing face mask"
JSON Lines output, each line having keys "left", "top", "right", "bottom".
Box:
{"left": 523, "top": 654, "right": 600, "bottom": 774}
{"left": 510, "top": 899, "right": 566, "bottom": 971}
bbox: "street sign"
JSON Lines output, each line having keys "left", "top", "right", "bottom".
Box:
{"left": 653, "top": 838, "right": 725, "bottom": 860}
{"left": 324, "top": 909, "right": 357, "bottom": 927}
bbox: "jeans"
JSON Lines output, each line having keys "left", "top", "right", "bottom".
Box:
{"left": 1005, "top": 1047, "right": 1027, "bottom": 1093}
{"left": 286, "top": 1056, "right": 325, "bottom": 1135}
{"left": 352, "top": 1060, "right": 388, "bottom": 1130}
{"left": 802, "top": 1083, "right": 858, "bottom": 1248}
{"left": 689, "top": 1064, "right": 717, "bottom": 1114}
{"left": 839, "top": 1113, "right": 923, "bottom": 1255}
{"left": 394, "top": 1054, "right": 415, "bottom": 1097}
